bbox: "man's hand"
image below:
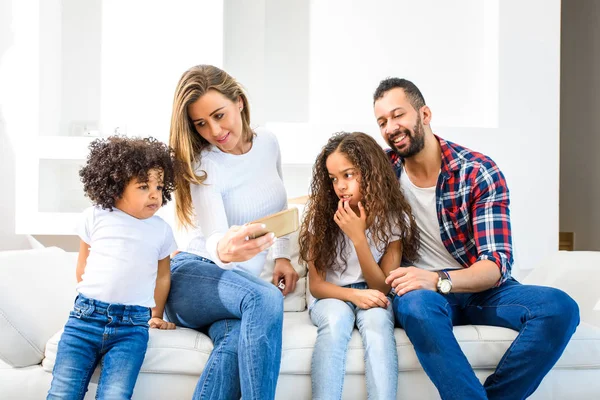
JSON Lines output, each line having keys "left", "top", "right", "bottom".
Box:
{"left": 334, "top": 200, "right": 367, "bottom": 244}
{"left": 149, "top": 317, "right": 176, "bottom": 330}
{"left": 273, "top": 258, "right": 299, "bottom": 296}
{"left": 385, "top": 266, "right": 438, "bottom": 296}
{"left": 349, "top": 289, "right": 390, "bottom": 309}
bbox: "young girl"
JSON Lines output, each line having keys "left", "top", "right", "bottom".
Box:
{"left": 47, "top": 136, "right": 178, "bottom": 400}
{"left": 299, "top": 132, "right": 420, "bottom": 400}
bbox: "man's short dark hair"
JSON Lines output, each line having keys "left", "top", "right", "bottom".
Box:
{"left": 373, "top": 78, "right": 426, "bottom": 111}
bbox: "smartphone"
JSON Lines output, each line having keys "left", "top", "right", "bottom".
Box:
{"left": 250, "top": 207, "right": 299, "bottom": 239}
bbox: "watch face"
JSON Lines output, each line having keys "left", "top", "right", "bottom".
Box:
{"left": 440, "top": 280, "right": 452, "bottom": 293}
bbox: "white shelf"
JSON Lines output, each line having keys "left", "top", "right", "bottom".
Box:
{"left": 36, "top": 136, "right": 96, "bottom": 160}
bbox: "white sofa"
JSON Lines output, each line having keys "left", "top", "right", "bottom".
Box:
{"left": 1, "top": 245, "right": 600, "bottom": 399}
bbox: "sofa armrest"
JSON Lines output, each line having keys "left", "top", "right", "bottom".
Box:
{"left": 522, "top": 251, "right": 600, "bottom": 328}
{"left": 0, "top": 247, "right": 77, "bottom": 367}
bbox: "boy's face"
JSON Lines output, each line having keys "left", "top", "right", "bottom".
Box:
{"left": 115, "top": 168, "right": 164, "bottom": 219}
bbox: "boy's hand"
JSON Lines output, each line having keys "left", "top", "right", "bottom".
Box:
{"left": 334, "top": 200, "right": 367, "bottom": 244}
{"left": 149, "top": 317, "right": 176, "bottom": 330}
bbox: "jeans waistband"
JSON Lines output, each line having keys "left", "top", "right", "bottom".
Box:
{"left": 174, "top": 251, "right": 216, "bottom": 265}
{"left": 75, "top": 294, "right": 150, "bottom": 317}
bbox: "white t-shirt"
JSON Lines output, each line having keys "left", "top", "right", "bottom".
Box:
{"left": 308, "top": 226, "right": 401, "bottom": 307}
{"left": 183, "top": 128, "right": 290, "bottom": 277}
{"left": 400, "top": 172, "right": 463, "bottom": 271}
{"left": 76, "top": 206, "right": 177, "bottom": 307}
{"left": 326, "top": 228, "right": 402, "bottom": 287}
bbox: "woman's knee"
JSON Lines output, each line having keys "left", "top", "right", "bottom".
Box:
{"left": 246, "top": 281, "right": 284, "bottom": 317}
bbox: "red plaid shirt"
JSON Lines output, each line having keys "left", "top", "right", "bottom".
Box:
{"left": 388, "top": 135, "right": 513, "bottom": 286}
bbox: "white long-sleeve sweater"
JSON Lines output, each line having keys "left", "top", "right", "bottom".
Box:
{"left": 185, "top": 128, "right": 290, "bottom": 277}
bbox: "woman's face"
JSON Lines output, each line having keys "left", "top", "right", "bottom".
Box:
{"left": 187, "top": 89, "right": 248, "bottom": 155}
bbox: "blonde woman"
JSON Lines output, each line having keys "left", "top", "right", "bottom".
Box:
{"left": 165, "top": 65, "right": 299, "bottom": 400}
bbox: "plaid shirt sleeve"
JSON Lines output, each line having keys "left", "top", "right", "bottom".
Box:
{"left": 471, "top": 161, "right": 514, "bottom": 286}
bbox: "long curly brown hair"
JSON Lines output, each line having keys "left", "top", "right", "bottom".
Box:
{"left": 80, "top": 136, "right": 177, "bottom": 210}
{"left": 299, "top": 132, "right": 419, "bottom": 274}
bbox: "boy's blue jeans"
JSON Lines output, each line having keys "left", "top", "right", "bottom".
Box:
{"left": 47, "top": 294, "right": 150, "bottom": 400}
{"left": 392, "top": 277, "right": 580, "bottom": 400}
{"left": 310, "top": 282, "right": 398, "bottom": 400}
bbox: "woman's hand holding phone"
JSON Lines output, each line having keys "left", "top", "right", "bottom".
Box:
{"left": 217, "top": 223, "right": 276, "bottom": 263}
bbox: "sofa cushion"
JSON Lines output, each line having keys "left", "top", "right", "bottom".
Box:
{"left": 260, "top": 204, "right": 308, "bottom": 312}
{"left": 43, "top": 311, "right": 600, "bottom": 376}
{"left": 0, "top": 247, "right": 78, "bottom": 367}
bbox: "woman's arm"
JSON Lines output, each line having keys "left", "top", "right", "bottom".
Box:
{"left": 75, "top": 240, "right": 90, "bottom": 283}
{"left": 308, "top": 261, "right": 389, "bottom": 309}
{"left": 149, "top": 256, "right": 176, "bottom": 329}
{"left": 191, "top": 158, "right": 274, "bottom": 266}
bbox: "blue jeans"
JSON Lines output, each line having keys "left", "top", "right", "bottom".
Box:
{"left": 164, "top": 252, "right": 284, "bottom": 400}
{"left": 47, "top": 294, "right": 150, "bottom": 400}
{"left": 392, "top": 278, "right": 580, "bottom": 400}
{"left": 310, "top": 283, "right": 398, "bottom": 400}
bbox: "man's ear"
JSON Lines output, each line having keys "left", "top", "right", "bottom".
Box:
{"left": 421, "top": 105, "right": 432, "bottom": 126}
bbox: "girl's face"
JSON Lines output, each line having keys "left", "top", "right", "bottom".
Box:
{"left": 326, "top": 150, "right": 363, "bottom": 208}
{"left": 115, "top": 168, "right": 164, "bottom": 220}
{"left": 188, "top": 89, "right": 249, "bottom": 155}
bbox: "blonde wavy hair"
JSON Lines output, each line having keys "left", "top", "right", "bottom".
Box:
{"left": 169, "top": 65, "right": 253, "bottom": 228}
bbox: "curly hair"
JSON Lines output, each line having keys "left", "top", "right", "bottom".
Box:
{"left": 79, "top": 136, "right": 178, "bottom": 210}
{"left": 299, "top": 132, "right": 420, "bottom": 274}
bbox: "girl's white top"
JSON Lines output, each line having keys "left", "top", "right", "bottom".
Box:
{"left": 184, "top": 128, "right": 290, "bottom": 277}
{"left": 76, "top": 206, "right": 177, "bottom": 307}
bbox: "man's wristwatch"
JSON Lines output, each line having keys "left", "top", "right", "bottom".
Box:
{"left": 436, "top": 270, "right": 452, "bottom": 294}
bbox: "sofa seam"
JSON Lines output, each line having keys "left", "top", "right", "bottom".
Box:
{"left": 0, "top": 308, "right": 44, "bottom": 362}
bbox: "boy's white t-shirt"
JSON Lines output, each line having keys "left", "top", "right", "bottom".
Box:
{"left": 76, "top": 206, "right": 177, "bottom": 307}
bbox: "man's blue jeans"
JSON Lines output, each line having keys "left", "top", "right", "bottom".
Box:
{"left": 392, "top": 278, "right": 580, "bottom": 400}
{"left": 310, "top": 283, "right": 398, "bottom": 400}
{"left": 47, "top": 294, "right": 150, "bottom": 400}
{"left": 164, "top": 252, "right": 284, "bottom": 400}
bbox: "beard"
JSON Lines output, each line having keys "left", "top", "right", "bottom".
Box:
{"left": 387, "top": 115, "right": 425, "bottom": 158}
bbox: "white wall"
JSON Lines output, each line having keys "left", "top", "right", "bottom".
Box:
{"left": 2, "top": 0, "right": 563, "bottom": 271}
{"left": 226, "top": 0, "right": 561, "bottom": 273}
{"left": 560, "top": 0, "right": 600, "bottom": 251}
{"left": 0, "top": 0, "right": 33, "bottom": 250}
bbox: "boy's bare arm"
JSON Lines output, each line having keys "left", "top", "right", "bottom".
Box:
{"left": 76, "top": 240, "right": 90, "bottom": 283}
{"left": 150, "top": 256, "right": 175, "bottom": 329}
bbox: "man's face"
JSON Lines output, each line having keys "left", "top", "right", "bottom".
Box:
{"left": 374, "top": 88, "right": 425, "bottom": 158}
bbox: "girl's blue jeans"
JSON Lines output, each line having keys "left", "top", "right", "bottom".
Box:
{"left": 310, "top": 282, "right": 398, "bottom": 400}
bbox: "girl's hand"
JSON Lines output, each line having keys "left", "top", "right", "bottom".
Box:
{"left": 350, "top": 288, "right": 390, "bottom": 309}
{"left": 272, "top": 258, "right": 299, "bottom": 296}
{"left": 217, "top": 223, "right": 276, "bottom": 263}
{"left": 149, "top": 317, "right": 176, "bottom": 330}
{"left": 334, "top": 200, "right": 367, "bottom": 244}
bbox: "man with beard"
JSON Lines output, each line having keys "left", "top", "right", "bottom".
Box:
{"left": 372, "top": 78, "right": 580, "bottom": 400}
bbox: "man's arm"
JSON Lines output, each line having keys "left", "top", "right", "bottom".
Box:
{"left": 387, "top": 161, "right": 512, "bottom": 294}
